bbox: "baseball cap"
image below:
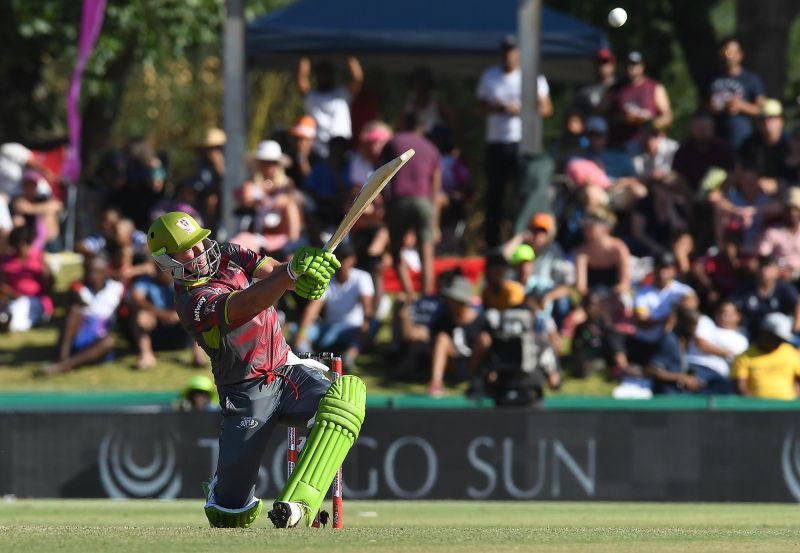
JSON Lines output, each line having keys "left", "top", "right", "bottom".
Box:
{"left": 655, "top": 252, "right": 676, "bottom": 268}
{"left": 595, "top": 48, "right": 615, "bottom": 63}
{"left": 627, "top": 51, "right": 644, "bottom": 65}
{"left": 501, "top": 34, "right": 518, "bottom": 50}
{"left": 762, "top": 312, "right": 794, "bottom": 342}
{"left": 585, "top": 116, "right": 609, "bottom": 134}
{"left": 290, "top": 115, "right": 317, "bottom": 139}
{"left": 529, "top": 212, "right": 555, "bottom": 234}
{"left": 760, "top": 98, "right": 783, "bottom": 118}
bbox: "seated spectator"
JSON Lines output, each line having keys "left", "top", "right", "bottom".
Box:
{"left": 11, "top": 169, "right": 63, "bottom": 251}
{"left": 574, "top": 209, "right": 631, "bottom": 299}
{"left": 431, "top": 125, "right": 472, "bottom": 255}
{"left": 285, "top": 115, "right": 319, "bottom": 189}
{"left": 0, "top": 225, "right": 53, "bottom": 332}
{"left": 128, "top": 264, "right": 206, "bottom": 370}
{"left": 150, "top": 180, "right": 204, "bottom": 226}
{"left": 607, "top": 51, "right": 673, "bottom": 149}
{"left": 481, "top": 250, "right": 525, "bottom": 310}
{"left": 187, "top": 128, "right": 226, "bottom": 231}
{"left": 76, "top": 206, "right": 122, "bottom": 257}
{"left": 37, "top": 255, "right": 124, "bottom": 376}
{"left": 573, "top": 116, "right": 647, "bottom": 210}
{"left": 427, "top": 275, "right": 485, "bottom": 397}
{"left": 732, "top": 254, "right": 800, "bottom": 340}
{"left": 691, "top": 221, "right": 749, "bottom": 309}
{"left": 177, "top": 375, "right": 220, "bottom": 412}
{"left": 570, "top": 289, "right": 631, "bottom": 378}
{"left": 709, "top": 160, "right": 782, "bottom": 254}
{"left": 473, "top": 292, "right": 561, "bottom": 406}
{"left": 628, "top": 252, "right": 695, "bottom": 367}
{"left": 757, "top": 188, "right": 800, "bottom": 282}
{"left": 738, "top": 99, "right": 790, "bottom": 181}
{"left": 107, "top": 217, "right": 154, "bottom": 284}
{"left": 294, "top": 243, "right": 374, "bottom": 367}
{"left": 672, "top": 109, "right": 736, "bottom": 194}
{"left": 551, "top": 109, "right": 588, "bottom": 172}
{"left": 244, "top": 140, "right": 302, "bottom": 255}
{"left": 733, "top": 312, "right": 800, "bottom": 400}
{"left": 645, "top": 301, "right": 703, "bottom": 394}
{"left": 685, "top": 301, "right": 749, "bottom": 394}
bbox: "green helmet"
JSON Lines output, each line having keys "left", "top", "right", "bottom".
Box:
{"left": 511, "top": 244, "right": 536, "bottom": 265}
{"left": 147, "top": 211, "right": 220, "bottom": 282}
{"left": 183, "top": 375, "right": 218, "bottom": 403}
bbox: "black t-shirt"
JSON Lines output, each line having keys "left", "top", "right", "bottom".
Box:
{"left": 733, "top": 280, "right": 798, "bottom": 339}
{"left": 431, "top": 309, "right": 486, "bottom": 358}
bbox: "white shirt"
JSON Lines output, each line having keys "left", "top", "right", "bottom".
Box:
{"left": 634, "top": 279, "right": 694, "bottom": 343}
{"left": 686, "top": 315, "right": 748, "bottom": 377}
{"left": 0, "top": 143, "right": 32, "bottom": 197}
{"left": 304, "top": 86, "right": 352, "bottom": 157}
{"left": 321, "top": 267, "right": 374, "bottom": 327}
{"left": 349, "top": 154, "right": 373, "bottom": 187}
{"left": 476, "top": 67, "right": 549, "bottom": 143}
{"left": 78, "top": 279, "right": 124, "bottom": 320}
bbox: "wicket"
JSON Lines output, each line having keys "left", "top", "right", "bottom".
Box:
{"left": 288, "top": 352, "right": 344, "bottom": 528}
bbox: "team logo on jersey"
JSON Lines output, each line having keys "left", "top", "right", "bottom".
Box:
{"left": 175, "top": 217, "right": 195, "bottom": 234}
{"left": 238, "top": 417, "right": 258, "bottom": 429}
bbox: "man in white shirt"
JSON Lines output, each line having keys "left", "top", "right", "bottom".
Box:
{"left": 477, "top": 35, "right": 552, "bottom": 247}
{"left": 296, "top": 56, "right": 364, "bottom": 158}
{"left": 686, "top": 301, "right": 748, "bottom": 394}
{"left": 294, "top": 242, "right": 374, "bottom": 365}
{"left": 627, "top": 252, "right": 695, "bottom": 366}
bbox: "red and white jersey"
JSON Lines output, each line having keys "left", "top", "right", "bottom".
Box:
{"left": 174, "top": 243, "right": 289, "bottom": 385}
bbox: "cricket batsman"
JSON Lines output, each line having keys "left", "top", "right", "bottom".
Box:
{"left": 147, "top": 211, "right": 366, "bottom": 529}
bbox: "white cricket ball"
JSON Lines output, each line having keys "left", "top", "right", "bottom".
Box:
{"left": 608, "top": 7, "right": 627, "bottom": 28}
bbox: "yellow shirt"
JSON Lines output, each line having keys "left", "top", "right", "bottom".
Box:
{"left": 482, "top": 281, "right": 526, "bottom": 310}
{"left": 732, "top": 342, "right": 800, "bottom": 400}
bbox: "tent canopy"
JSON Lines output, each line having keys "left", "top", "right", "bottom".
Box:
{"left": 246, "top": 0, "right": 607, "bottom": 81}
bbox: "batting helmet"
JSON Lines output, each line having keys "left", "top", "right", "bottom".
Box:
{"left": 147, "top": 211, "right": 220, "bottom": 283}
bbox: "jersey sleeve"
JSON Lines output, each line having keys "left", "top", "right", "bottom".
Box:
{"left": 225, "top": 242, "right": 269, "bottom": 277}
{"left": 181, "top": 287, "right": 233, "bottom": 334}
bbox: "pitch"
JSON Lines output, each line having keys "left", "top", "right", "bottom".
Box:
{"left": 1, "top": 499, "right": 799, "bottom": 552}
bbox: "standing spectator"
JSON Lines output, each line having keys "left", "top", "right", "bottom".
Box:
{"left": 383, "top": 112, "right": 442, "bottom": 296}
{"left": 732, "top": 255, "right": 800, "bottom": 340}
{"left": 296, "top": 56, "right": 363, "bottom": 158}
{"left": 672, "top": 109, "right": 736, "bottom": 193}
{"left": 758, "top": 189, "right": 800, "bottom": 282}
{"left": 708, "top": 37, "right": 766, "bottom": 150}
{"left": 0, "top": 225, "right": 53, "bottom": 332}
{"left": 607, "top": 51, "right": 673, "bottom": 149}
{"left": 285, "top": 115, "right": 318, "bottom": 189}
{"left": 427, "top": 275, "right": 485, "bottom": 397}
{"left": 783, "top": 126, "right": 800, "bottom": 185}
{"left": 0, "top": 142, "right": 54, "bottom": 199}
{"left": 305, "top": 136, "right": 352, "bottom": 239}
{"left": 37, "top": 255, "right": 124, "bottom": 376}
{"left": 738, "top": 99, "right": 790, "bottom": 181}
{"left": 733, "top": 312, "right": 800, "bottom": 400}
{"left": 573, "top": 48, "right": 617, "bottom": 119}
{"left": 628, "top": 252, "right": 695, "bottom": 367}
{"left": 685, "top": 301, "right": 748, "bottom": 395}
{"left": 128, "top": 265, "right": 206, "bottom": 370}
{"left": 397, "top": 67, "right": 458, "bottom": 136}
{"left": 293, "top": 243, "right": 374, "bottom": 367}
{"left": 477, "top": 35, "right": 552, "bottom": 247}
{"left": 106, "top": 137, "right": 166, "bottom": 231}
{"left": 430, "top": 125, "right": 472, "bottom": 254}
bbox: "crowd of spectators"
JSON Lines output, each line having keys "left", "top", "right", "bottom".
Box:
{"left": 2, "top": 34, "right": 800, "bottom": 404}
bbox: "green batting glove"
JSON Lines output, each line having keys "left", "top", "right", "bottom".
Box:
{"left": 290, "top": 247, "right": 341, "bottom": 283}
{"left": 295, "top": 274, "right": 328, "bottom": 300}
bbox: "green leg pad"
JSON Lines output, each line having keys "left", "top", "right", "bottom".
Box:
{"left": 278, "top": 375, "right": 366, "bottom": 525}
{"left": 203, "top": 480, "right": 263, "bottom": 528}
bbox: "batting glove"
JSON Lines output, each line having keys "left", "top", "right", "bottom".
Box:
{"left": 295, "top": 274, "right": 328, "bottom": 300}
{"left": 289, "top": 247, "right": 341, "bottom": 283}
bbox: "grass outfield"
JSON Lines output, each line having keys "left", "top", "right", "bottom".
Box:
{"left": 1, "top": 500, "right": 799, "bottom": 552}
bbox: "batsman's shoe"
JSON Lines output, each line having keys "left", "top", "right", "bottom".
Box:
{"left": 267, "top": 501, "right": 306, "bottom": 529}
{"left": 202, "top": 478, "right": 262, "bottom": 528}
{"left": 277, "top": 375, "right": 366, "bottom": 526}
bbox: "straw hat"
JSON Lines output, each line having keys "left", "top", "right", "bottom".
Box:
{"left": 198, "top": 128, "right": 226, "bottom": 148}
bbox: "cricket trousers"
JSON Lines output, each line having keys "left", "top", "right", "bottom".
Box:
{"left": 213, "top": 363, "right": 331, "bottom": 509}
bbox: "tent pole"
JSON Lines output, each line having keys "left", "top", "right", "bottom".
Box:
{"left": 222, "top": 0, "right": 246, "bottom": 241}
{"left": 518, "top": 0, "right": 543, "bottom": 156}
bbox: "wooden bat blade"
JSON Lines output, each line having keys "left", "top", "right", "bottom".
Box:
{"left": 324, "top": 148, "right": 415, "bottom": 252}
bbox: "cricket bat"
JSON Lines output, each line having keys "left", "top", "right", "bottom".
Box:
{"left": 324, "top": 148, "right": 415, "bottom": 252}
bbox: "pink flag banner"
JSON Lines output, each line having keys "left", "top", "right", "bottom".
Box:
{"left": 63, "top": 0, "right": 107, "bottom": 184}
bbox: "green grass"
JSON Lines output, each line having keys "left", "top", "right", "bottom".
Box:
{"left": 1, "top": 500, "right": 799, "bottom": 552}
